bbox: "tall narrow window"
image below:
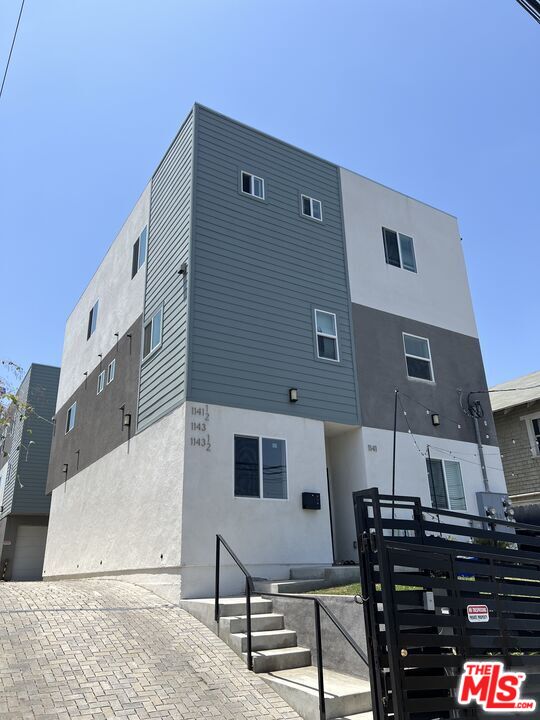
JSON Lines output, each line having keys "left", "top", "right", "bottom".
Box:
{"left": 315, "top": 310, "right": 339, "bottom": 361}
{"left": 234, "top": 436, "right": 288, "bottom": 499}
{"left": 301, "top": 195, "right": 323, "bottom": 221}
{"left": 97, "top": 371, "right": 105, "bottom": 395}
{"left": 383, "top": 228, "right": 417, "bottom": 272}
{"left": 107, "top": 359, "right": 116, "bottom": 385}
{"left": 403, "top": 333, "right": 433, "bottom": 381}
{"left": 65, "top": 402, "right": 77, "bottom": 434}
{"left": 143, "top": 307, "right": 163, "bottom": 359}
{"left": 426, "top": 458, "right": 466, "bottom": 510}
{"left": 262, "top": 438, "right": 287, "bottom": 499}
{"left": 234, "top": 436, "right": 260, "bottom": 497}
{"left": 87, "top": 301, "right": 99, "bottom": 340}
{"left": 241, "top": 171, "right": 265, "bottom": 199}
{"left": 131, "top": 226, "right": 148, "bottom": 278}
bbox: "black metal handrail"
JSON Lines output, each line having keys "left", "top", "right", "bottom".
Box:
{"left": 215, "top": 534, "right": 368, "bottom": 720}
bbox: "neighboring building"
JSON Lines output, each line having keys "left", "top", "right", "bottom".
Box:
{"left": 43, "top": 105, "right": 506, "bottom": 600}
{"left": 0, "top": 364, "right": 60, "bottom": 580}
{"left": 490, "top": 370, "right": 540, "bottom": 520}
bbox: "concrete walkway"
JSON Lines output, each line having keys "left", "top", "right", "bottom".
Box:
{"left": 0, "top": 579, "right": 300, "bottom": 720}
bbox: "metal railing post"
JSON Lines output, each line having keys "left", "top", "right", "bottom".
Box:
{"left": 314, "top": 600, "right": 326, "bottom": 720}
{"left": 214, "top": 535, "right": 220, "bottom": 623}
{"left": 245, "top": 577, "right": 253, "bottom": 671}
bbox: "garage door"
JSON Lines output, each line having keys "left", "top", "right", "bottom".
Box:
{"left": 11, "top": 525, "right": 48, "bottom": 581}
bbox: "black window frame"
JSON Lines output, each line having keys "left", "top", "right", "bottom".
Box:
{"left": 382, "top": 227, "right": 417, "bottom": 273}
{"left": 234, "top": 435, "right": 288, "bottom": 500}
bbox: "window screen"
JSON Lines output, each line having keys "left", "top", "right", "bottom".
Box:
{"left": 262, "top": 438, "right": 287, "bottom": 499}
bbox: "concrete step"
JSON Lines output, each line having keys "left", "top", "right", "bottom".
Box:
{"left": 219, "top": 612, "right": 284, "bottom": 634}
{"left": 217, "top": 597, "right": 273, "bottom": 617}
{"left": 255, "top": 578, "right": 331, "bottom": 594}
{"left": 261, "top": 666, "right": 371, "bottom": 720}
{"left": 246, "top": 646, "right": 312, "bottom": 673}
{"left": 334, "top": 714, "right": 373, "bottom": 720}
{"left": 229, "top": 628, "right": 297, "bottom": 653}
{"left": 289, "top": 566, "right": 330, "bottom": 580}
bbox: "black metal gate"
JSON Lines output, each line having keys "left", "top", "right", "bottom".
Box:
{"left": 354, "top": 488, "right": 540, "bottom": 720}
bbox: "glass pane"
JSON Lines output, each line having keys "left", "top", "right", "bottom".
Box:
{"left": 318, "top": 335, "right": 337, "bottom": 360}
{"left": 143, "top": 322, "right": 152, "bottom": 357}
{"left": 426, "top": 459, "right": 448, "bottom": 509}
{"left": 263, "top": 438, "right": 287, "bottom": 499}
{"left": 404, "top": 334, "right": 429, "bottom": 359}
{"left": 253, "top": 176, "right": 264, "bottom": 198}
{"left": 92, "top": 302, "right": 99, "bottom": 333}
{"left": 316, "top": 310, "right": 336, "bottom": 336}
{"left": 151, "top": 309, "right": 162, "bottom": 351}
{"left": 242, "top": 172, "right": 251, "bottom": 193}
{"left": 132, "top": 239, "right": 139, "bottom": 278}
{"left": 383, "top": 229, "right": 400, "bottom": 267}
{"left": 445, "top": 461, "right": 466, "bottom": 510}
{"left": 312, "top": 199, "right": 322, "bottom": 220}
{"left": 138, "top": 227, "right": 147, "bottom": 268}
{"left": 399, "top": 234, "right": 416, "bottom": 272}
{"left": 302, "top": 196, "right": 311, "bottom": 216}
{"left": 107, "top": 360, "right": 115, "bottom": 383}
{"left": 235, "top": 436, "right": 260, "bottom": 497}
{"left": 406, "top": 356, "right": 432, "bottom": 381}
{"left": 533, "top": 418, "right": 540, "bottom": 439}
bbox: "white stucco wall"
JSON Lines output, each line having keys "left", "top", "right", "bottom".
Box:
{"left": 327, "top": 425, "right": 506, "bottom": 562}
{"left": 56, "top": 184, "right": 151, "bottom": 409}
{"left": 340, "top": 168, "right": 478, "bottom": 338}
{"left": 179, "top": 402, "right": 334, "bottom": 598}
{"left": 43, "top": 404, "right": 185, "bottom": 584}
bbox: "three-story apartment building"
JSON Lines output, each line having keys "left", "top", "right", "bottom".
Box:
{"left": 43, "top": 105, "right": 507, "bottom": 600}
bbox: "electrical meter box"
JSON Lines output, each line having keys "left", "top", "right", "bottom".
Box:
{"left": 476, "top": 491, "right": 515, "bottom": 531}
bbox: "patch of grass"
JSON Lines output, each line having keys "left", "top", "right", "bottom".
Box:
{"left": 308, "top": 583, "right": 421, "bottom": 596}
{"left": 308, "top": 583, "right": 361, "bottom": 596}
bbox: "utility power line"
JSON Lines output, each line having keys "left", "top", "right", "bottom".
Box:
{"left": 0, "top": 0, "right": 26, "bottom": 103}
{"left": 516, "top": 0, "right": 540, "bottom": 23}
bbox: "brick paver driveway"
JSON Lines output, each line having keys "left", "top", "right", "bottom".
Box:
{"left": 0, "top": 579, "right": 299, "bottom": 720}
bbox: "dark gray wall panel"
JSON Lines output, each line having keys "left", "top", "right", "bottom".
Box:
{"left": 137, "top": 111, "right": 194, "bottom": 431}
{"left": 47, "top": 321, "right": 141, "bottom": 493}
{"left": 352, "top": 303, "right": 497, "bottom": 445}
{"left": 188, "top": 106, "right": 359, "bottom": 425}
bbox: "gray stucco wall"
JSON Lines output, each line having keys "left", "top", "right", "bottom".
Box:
{"left": 47, "top": 321, "right": 141, "bottom": 492}
{"left": 494, "top": 401, "right": 540, "bottom": 498}
{"left": 2, "top": 365, "right": 59, "bottom": 517}
{"left": 270, "top": 594, "right": 369, "bottom": 679}
{"left": 187, "top": 105, "right": 359, "bottom": 425}
{"left": 352, "top": 303, "right": 497, "bottom": 445}
{"left": 137, "top": 110, "right": 194, "bottom": 431}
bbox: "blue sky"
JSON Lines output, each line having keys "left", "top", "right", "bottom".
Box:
{"left": 1, "top": 0, "right": 538, "bottom": 386}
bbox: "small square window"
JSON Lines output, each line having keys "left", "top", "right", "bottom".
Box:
{"left": 383, "top": 228, "right": 417, "bottom": 273}
{"left": 107, "top": 359, "right": 116, "bottom": 385}
{"left": 132, "top": 227, "right": 148, "bottom": 278}
{"left": 143, "top": 307, "right": 163, "bottom": 359}
{"left": 315, "top": 310, "right": 339, "bottom": 362}
{"left": 234, "top": 435, "right": 287, "bottom": 499}
{"left": 65, "top": 402, "right": 77, "bottom": 434}
{"left": 301, "top": 195, "right": 323, "bottom": 221}
{"left": 241, "top": 171, "right": 265, "bottom": 199}
{"left": 87, "top": 301, "right": 99, "bottom": 340}
{"left": 426, "top": 458, "right": 466, "bottom": 511}
{"left": 403, "top": 333, "right": 434, "bottom": 382}
{"left": 97, "top": 371, "right": 105, "bottom": 395}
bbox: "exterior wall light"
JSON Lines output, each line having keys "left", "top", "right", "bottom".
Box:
{"left": 62, "top": 463, "right": 68, "bottom": 474}
{"left": 289, "top": 388, "right": 298, "bottom": 402}
{"left": 431, "top": 413, "right": 440, "bottom": 426}
{"left": 123, "top": 413, "right": 131, "bottom": 427}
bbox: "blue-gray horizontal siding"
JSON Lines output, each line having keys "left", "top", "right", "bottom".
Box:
{"left": 188, "top": 106, "right": 359, "bottom": 424}
{"left": 2, "top": 365, "right": 59, "bottom": 518}
{"left": 137, "top": 111, "right": 194, "bottom": 431}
